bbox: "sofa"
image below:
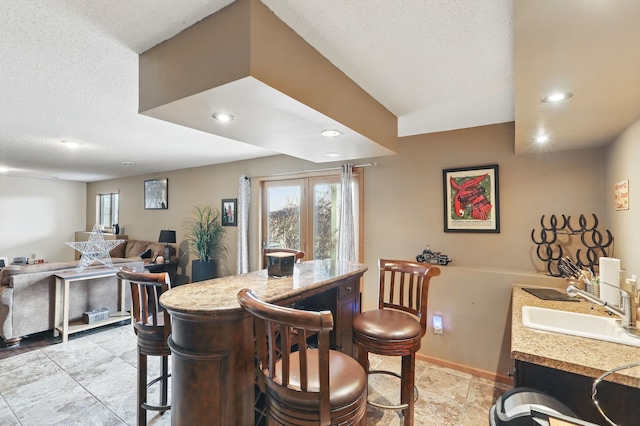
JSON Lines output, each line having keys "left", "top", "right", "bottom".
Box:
{"left": 109, "top": 239, "right": 175, "bottom": 262}
{"left": 0, "top": 239, "right": 173, "bottom": 345}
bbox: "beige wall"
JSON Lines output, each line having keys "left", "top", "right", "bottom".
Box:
{"left": 604, "top": 117, "right": 640, "bottom": 281}
{"left": 0, "top": 175, "right": 86, "bottom": 262}
{"left": 363, "top": 122, "right": 604, "bottom": 378}
{"left": 85, "top": 121, "right": 605, "bottom": 379}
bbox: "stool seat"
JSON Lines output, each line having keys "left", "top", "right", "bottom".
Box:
{"left": 353, "top": 310, "right": 422, "bottom": 342}
{"left": 273, "top": 349, "right": 367, "bottom": 408}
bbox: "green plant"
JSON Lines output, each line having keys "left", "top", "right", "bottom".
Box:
{"left": 183, "top": 205, "right": 227, "bottom": 261}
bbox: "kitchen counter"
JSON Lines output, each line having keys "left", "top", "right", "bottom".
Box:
{"left": 512, "top": 284, "right": 640, "bottom": 388}
{"left": 161, "top": 259, "right": 366, "bottom": 314}
{"left": 160, "top": 259, "right": 367, "bottom": 426}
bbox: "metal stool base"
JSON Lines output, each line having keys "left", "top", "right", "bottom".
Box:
{"left": 367, "top": 370, "right": 418, "bottom": 410}
{"left": 141, "top": 373, "right": 171, "bottom": 412}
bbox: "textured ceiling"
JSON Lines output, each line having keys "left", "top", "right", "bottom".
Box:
{"left": 0, "top": 1, "right": 635, "bottom": 182}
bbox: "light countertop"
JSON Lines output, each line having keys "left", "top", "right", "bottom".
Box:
{"left": 512, "top": 285, "right": 640, "bottom": 388}
{"left": 160, "top": 259, "right": 367, "bottom": 314}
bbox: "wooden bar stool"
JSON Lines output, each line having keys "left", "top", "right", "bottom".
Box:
{"left": 352, "top": 259, "right": 440, "bottom": 426}
{"left": 117, "top": 267, "right": 172, "bottom": 426}
{"left": 237, "top": 288, "right": 367, "bottom": 426}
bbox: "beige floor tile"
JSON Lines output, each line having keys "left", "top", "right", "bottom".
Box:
{"left": 0, "top": 324, "right": 509, "bottom": 426}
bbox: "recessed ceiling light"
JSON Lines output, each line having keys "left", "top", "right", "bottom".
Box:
{"left": 541, "top": 92, "right": 573, "bottom": 103}
{"left": 61, "top": 140, "right": 80, "bottom": 149}
{"left": 535, "top": 135, "right": 550, "bottom": 144}
{"left": 122, "top": 161, "right": 134, "bottom": 166}
{"left": 211, "top": 113, "right": 235, "bottom": 122}
{"left": 321, "top": 130, "right": 341, "bottom": 138}
{"left": 325, "top": 152, "right": 340, "bottom": 157}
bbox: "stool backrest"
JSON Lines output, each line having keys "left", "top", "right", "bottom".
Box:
{"left": 262, "top": 248, "right": 305, "bottom": 269}
{"left": 237, "top": 288, "right": 333, "bottom": 424}
{"left": 377, "top": 259, "right": 441, "bottom": 337}
{"left": 117, "top": 267, "right": 172, "bottom": 339}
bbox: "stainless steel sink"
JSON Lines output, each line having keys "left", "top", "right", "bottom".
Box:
{"left": 522, "top": 306, "right": 640, "bottom": 347}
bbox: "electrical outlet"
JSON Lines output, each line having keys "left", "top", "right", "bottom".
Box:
{"left": 432, "top": 314, "right": 443, "bottom": 334}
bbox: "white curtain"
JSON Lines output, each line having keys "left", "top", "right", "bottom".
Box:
{"left": 338, "top": 164, "right": 355, "bottom": 262}
{"left": 237, "top": 175, "right": 251, "bottom": 274}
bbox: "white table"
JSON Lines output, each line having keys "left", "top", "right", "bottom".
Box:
{"left": 54, "top": 268, "right": 128, "bottom": 342}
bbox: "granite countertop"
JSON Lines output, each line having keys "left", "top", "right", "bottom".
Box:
{"left": 160, "top": 259, "right": 367, "bottom": 314}
{"left": 512, "top": 285, "right": 640, "bottom": 388}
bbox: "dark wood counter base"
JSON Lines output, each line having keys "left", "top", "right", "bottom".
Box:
{"left": 160, "top": 260, "right": 367, "bottom": 426}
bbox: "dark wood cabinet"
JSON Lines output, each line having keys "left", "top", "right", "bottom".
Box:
{"left": 335, "top": 278, "right": 360, "bottom": 356}
{"left": 295, "top": 276, "right": 361, "bottom": 356}
{"left": 515, "top": 359, "right": 640, "bottom": 425}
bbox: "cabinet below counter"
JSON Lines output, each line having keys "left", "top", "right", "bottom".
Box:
{"left": 511, "top": 285, "right": 640, "bottom": 424}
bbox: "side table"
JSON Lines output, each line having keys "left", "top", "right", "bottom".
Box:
{"left": 54, "top": 268, "right": 129, "bottom": 343}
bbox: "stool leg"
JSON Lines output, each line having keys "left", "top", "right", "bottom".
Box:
{"left": 356, "top": 342, "right": 370, "bottom": 374}
{"left": 160, "top": 355, "right": 168, "bottom": 414}
{"left": 401, "top": 354, "right": 415, "bottom": 426}
{"left": 138, "top": 347, "right": 147, "bottom": 426}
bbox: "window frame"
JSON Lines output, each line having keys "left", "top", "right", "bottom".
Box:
{"left": 96, "top": 191, "right": 119, "bottom": 229}
{"left": 258, "top": 168, "right": 364, "bottom": 267}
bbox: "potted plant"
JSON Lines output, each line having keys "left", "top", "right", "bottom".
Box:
{"left": 183, "top": 204, "right": 227, "bottom": 282}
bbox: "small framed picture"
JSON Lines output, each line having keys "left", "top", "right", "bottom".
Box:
{"left": 222, "top": 198, "right": 237, "bottom": 226}
{"left": 443, "top": 165, "right": 499, "bottom": 233}
{"left": 144, "top": 178, "right": 168, "bottom": 210}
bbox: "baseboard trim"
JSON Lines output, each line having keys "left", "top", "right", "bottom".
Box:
{"left": 416, "top": 353, "right": 513, "bottom": 385}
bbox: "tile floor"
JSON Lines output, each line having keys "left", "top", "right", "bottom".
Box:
{"left": 0, "top": 324, "right": 510, "bottom": 425}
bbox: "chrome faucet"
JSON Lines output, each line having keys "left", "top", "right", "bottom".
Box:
{"left": 567, "top": 282, "right": 635, "bottom": 329}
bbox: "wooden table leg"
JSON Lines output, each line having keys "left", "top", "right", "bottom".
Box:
{"left": 53, "top": 277, "right": 61, "bottom": 338}
{"left": 62, "top": 279, "right": 70, "bottom": 343}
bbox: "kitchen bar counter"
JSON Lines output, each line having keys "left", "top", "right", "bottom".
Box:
{"left": 160, "top": 259, "right": 367, "bottom": 426}
{"left": 511, "top": 285, "right": 640, "bottom": 388}
{"left": 512, "top": 285, "right": 640, "bottom": 423}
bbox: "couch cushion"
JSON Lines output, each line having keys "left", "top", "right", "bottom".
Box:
{"left": 124, "top": 241, "right": 164, "bottom": 259}
{"left": 109, "top": 242, "right": 126, "bottom": 258}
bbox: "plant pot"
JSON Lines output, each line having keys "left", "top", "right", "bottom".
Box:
{"left": 192, "top": 259, "right": 217, "bottom": 282}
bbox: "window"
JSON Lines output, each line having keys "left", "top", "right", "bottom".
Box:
{"left": 260, "top": 169, "right": 363, "bottom": 265}
{"left": 97, "top": 192, "right": 119, "bottom": 228}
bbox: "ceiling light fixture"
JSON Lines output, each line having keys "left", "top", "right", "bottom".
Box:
{"left": 0, "top": 166, "right": 9, "bottom": 173}
{"left": 61, "top": 140, "right": 80, "bottom": 149}
{"left": 541, "top": 91, "right": 573, "bottom": 103}
{"left": 211, "top": 113, "right": 235, "bottom": 122}
{"left": 535, "top": 135, "right": 550, "bottom": 144}
{"left": 321, "top": 130, "right": 341, "bottom": 138}
{"left": 325, "top": 152, "right": 340, "bottom": 157}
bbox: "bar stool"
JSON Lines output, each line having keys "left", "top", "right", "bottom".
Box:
{"left": 352, "top": 259, "right": 440, "bottom": 426}
{"left": 237, "top": 288, "right": 367, "bottom": 426}
{"left": 117, "top": 267, "right": 172, "bottom": 426}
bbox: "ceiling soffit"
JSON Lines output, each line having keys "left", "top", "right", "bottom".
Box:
{"left": 139, "top": 0, "right": 397, "bottom": 163}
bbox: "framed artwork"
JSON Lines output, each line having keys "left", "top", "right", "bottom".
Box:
{"left": 222, "top": 198, "right": 237, "bottom": 226}
{"left": 144, "top": 178, "right": 168, "bottom": 210}
{"left": 443, "top": 164, "right": 499, "bottom": 233}
{"left": 615, "top": 179, "right": 629, "bottom": 211}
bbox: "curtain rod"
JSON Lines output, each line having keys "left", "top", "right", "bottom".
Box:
{"left": 245, "top": 162, "right": 377, "bottom": 179}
